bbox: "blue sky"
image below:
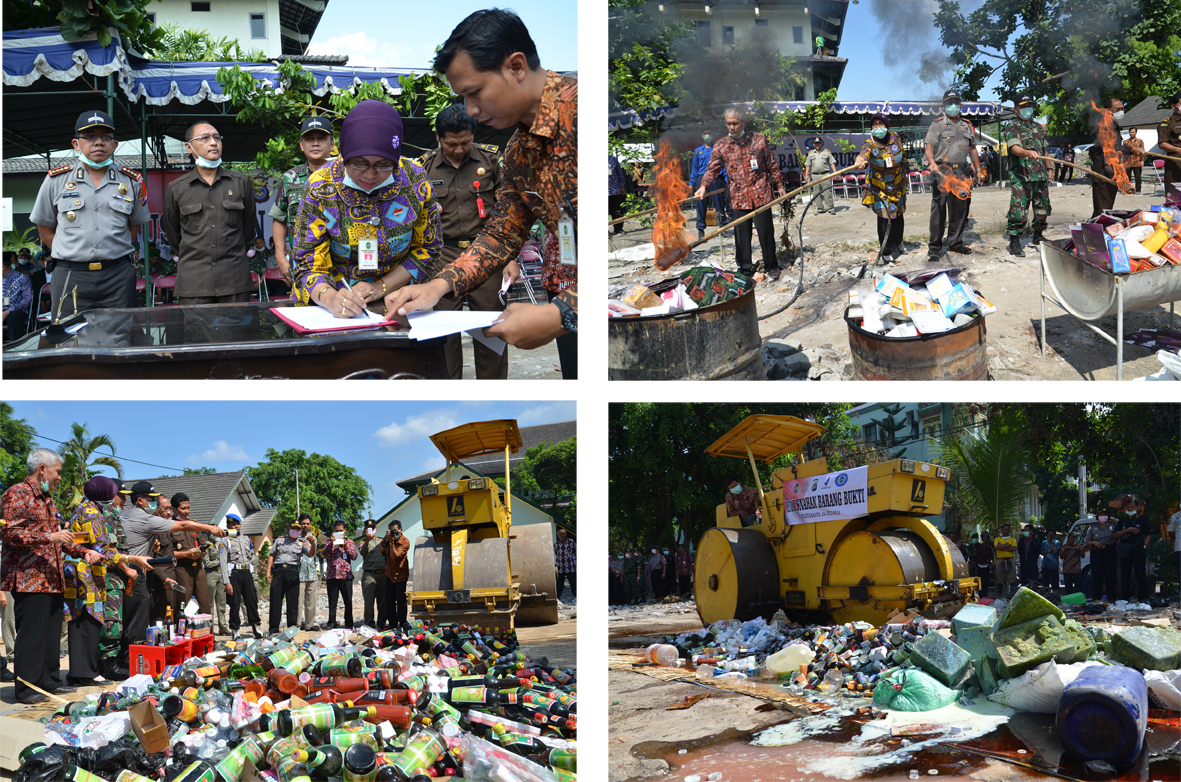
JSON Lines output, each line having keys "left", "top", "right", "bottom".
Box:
{"left": 308, "top": 0, "right": 577, "bottom": 70}
{"left": 7, "top": 401, "right": 576, "bottom": 517}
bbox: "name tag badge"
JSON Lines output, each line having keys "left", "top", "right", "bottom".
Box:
{"left": 749, "top": 157, "right": 759, "bottom": 171}
{"left": 358, "top": 237, "right": 379, "bottom": 270}
{"left": 558, "top": 216, "right": 577, "bottom": 266}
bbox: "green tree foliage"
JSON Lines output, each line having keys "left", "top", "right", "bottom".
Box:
{"left": 872, "top": 403, "right": 915, "bottom": 448}
{"left": 56, "top": 423, "right": 124, "bottom": 510}
{"left": 609, "top": 403, "right": 856, "bottom": 550}
{"left": 934, "top": 0, "right": 1181, "bottom": 138}
{"left": 155, "top": 23, "right": 266, "bottom": 62}
{"left": 513, "top": 438, "right": 576, "bottom": 529}
{"left": 217, "top": 59, "right": 455, "bottom": 173}
{"left": 608, "top": 0, "right": 690, "bottom": 113}
{"left": 0, "top": 403, "right": 36, "bottom": 491}
{"left": 183, "top": 466, "right": 216, "bottom": 475}
{"left": 247, "top": 448, "right": 372, "bottom": 536}
{"left": 3, "top": 0, "right": 165, "bottom": 53}
{"left": 934, "top": 409, "right": 1034, "bottom": 537}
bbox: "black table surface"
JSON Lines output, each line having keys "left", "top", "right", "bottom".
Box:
{"left": 3, "top": 301, "right": 445, "bottom": 379}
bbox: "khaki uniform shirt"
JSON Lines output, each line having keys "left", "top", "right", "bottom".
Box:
{"left": 925, "top": 114, "right": 976, "bottom": 166}
{"left": 161, "top": 167, "right": 257, "bottom": 297}
{"left": 1160, "top": 113, "right": 1181, "bottom": 185}
{"left": 30, "top": 163, "right": 149, "bottom": 262}
{"left": 418, "top": 144, "right": 502, "bottom": 264}
{"left": 270, "top": 535, "right": 305, "bottom": 567}
{"left": 805, "top": 148, "right": 836, "bottom": 175}
{"left": 218, "top": 533, "right": 255, "bottom": 584}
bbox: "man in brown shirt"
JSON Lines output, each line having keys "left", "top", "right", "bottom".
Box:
{"left": 1124, "top": 127, "right": 1145, "bottom": 194}
{"left": 379, "top": 520, "right": 411, "bottom": 628}
{"left": 149, "top": 497, "right": 181, "bottom": 623}
{"left": 161, "top": 122, "right": 257, "bottom": 304}
{"left": 1159, "top": 91, "right": 1181, "bottom": 197}
{"left": 170, "top": 493, "right": 210, "bottom": 615}
{"left": 418, "top": 104, "right": 519, "bottom": 380}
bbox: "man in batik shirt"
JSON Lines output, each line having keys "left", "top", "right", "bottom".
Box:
{"left": 724, "top": 474, "right": 762, "bottom": 527}
{"left": 694, "top": 107, "right": 786, "bottom": 281}
{"left": 389, "top": 9, "right": 578, "bottom": 363}
{"left": 553, "top": 527, "right": 576, "bottom": 599}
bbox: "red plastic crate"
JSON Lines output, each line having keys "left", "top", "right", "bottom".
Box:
{"left": 129, "top": 645, "right": 166, "bottom": 677}
{"left": 189, "top": 634, "right": 215, "bottom": 657}
{"left": 164, "top": 638, "right": 192, "bottom": 665}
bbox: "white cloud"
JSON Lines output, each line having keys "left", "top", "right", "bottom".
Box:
{"left": 421, "top": 454, "right": 446, "bottom": 472}
{"left": 372, "top": 411, "right": 459, "bottom": 448}
{"left": 187, "top": 440, "right": 248, "bottom": 464}
{"left": 516, "top": 401, "right": 577, "bottom": 426}
{"left": 306, "top": 31, "right": 428, "bottom": 68}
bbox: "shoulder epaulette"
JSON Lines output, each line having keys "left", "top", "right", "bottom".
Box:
{"left": 47, "top": 164, "right": 72, "bottom": 177}
{"left": 120, "top": 166, "right": 143, "bottom": 181}
{"left": 477, "top": 143, "right": 499, "bottom": 153}
{"left": 413, "top": 152, "right": 430, "bottom": 167}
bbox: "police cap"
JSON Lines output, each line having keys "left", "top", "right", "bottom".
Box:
{"left": 76, "top": 110, "right": 115, "bottom": 133}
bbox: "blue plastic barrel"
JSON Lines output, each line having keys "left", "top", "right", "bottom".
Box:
{"left": 1056, "top": 665, "right": 1148, "bottom": 768}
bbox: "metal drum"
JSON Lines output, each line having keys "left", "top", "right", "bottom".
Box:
{"left": 845, "top": 306, "right": 989, "bottom": 381}
{"left": 1040, "top": 239, "right": 1181, "bottom": 321}
{"left": 694, "top": 527, "right": 779, "bottom": 624}
{"left": 608, "top": 288, "right": 762, "bottom": 380}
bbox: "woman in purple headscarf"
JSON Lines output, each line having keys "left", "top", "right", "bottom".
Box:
{"left": 291, "top": 100, "right": 444, "bottom": 318}
{"left": 853, "top": 113, "right": 909, "bottom": 261}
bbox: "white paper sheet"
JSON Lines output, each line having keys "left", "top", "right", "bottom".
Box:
{"left": 275, "top": 304, "right": 388, "bottom": 332}
{"left": 910, "top": 309, "right": 956, "bottom": 334}
{"left": 406, "top": 310, "right": 507, "bottom": 355}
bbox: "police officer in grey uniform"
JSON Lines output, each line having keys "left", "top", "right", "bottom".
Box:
{"left": 803, "top": 137, "right": 837, "bottom": 214}
{"left": 417, "top": 104, "right": 518, "bottom": 379}
{"left": 266, "top": 519, "right": 309, "bottom": 635}
{"left": 924, "top": 89, "right": 984, "bottom": 261}
{"left": 202, "top": 532, "right": 229, "bottom": 635}
{"left": 220, "top": 513, "right": 261, "bottom": 639}
{"left": 30, "top": 110, "right": 149, "bottom": 317}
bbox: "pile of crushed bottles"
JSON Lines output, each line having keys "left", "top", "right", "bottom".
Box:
{"left": 17, "top": 619, "right": 575, "bottom": 782}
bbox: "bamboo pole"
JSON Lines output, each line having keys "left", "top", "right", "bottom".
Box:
{"left": 16, "top": 676, "right": 70, "bottom": 704}
{"left": 1146, "top": 150, "right": 1181, "bottom": 165}
{"left": 1029, "top": 153, "right": 1126, "bottom": 189}
{"left": 607, "top": 188, "right": 725, "bottom": 226}
{"left": 684, "top": 165, "right": 859, "bottom": 253}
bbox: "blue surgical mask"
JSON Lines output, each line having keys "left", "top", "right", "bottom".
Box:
{"left": 82, "top": 152, "right": 114, "bottom": 168}
{"left": 728, "top": 129, "right": 745, "bottom": 139}
{"left": 945, "top": 104, "right": 961, "bottom": 117}
{"left": 193, "top": 153, "right": 221, "bottom": 169}
{"left": 148, "top": 501, "right": 158, "bottom": 513}
{"left": 1127, "top": 510, "right": 1137, "bottom": 517}
{"left": 702, "top": 135, "right": 713, "bottom": 145}
{"left": 1019, "top": 107, "right": 1034, "bottom": 120}
{"left": 40, "top": 481, "right": 50, "bottom": 493}
{"left": 872, "top": 128, "right": 888, "bottom": 140}
{"left": 730, "top": 485, "right": 743, "bottom": 495}
{"left": 343, "top": 171, "right": 394, "bottom": 194}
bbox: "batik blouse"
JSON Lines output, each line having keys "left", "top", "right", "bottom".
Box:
{"left": 291, "top": 157, "right": 443, "bottom": 306}
{"left": 63, "top": 499, "right": 124, "bottom": 622}
{"left": 857, "top": 131, "right": 908, "bottom": 220}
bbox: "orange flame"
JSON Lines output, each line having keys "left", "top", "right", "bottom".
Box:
{"left": 938, "top": 166, "right": 974, "bottom": 201}
{"left": 1091, "top": 101, "right": 1134, "bottom": 195}
{"left": 652, "top": 139, "right": 691, "bottom": 271}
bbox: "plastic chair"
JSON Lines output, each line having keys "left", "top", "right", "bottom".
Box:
{"left": 33, "top": 282, "right": 54, "bottom": 327}
{"left": 262, "top": 268, "right": 290, "bottom": 302}
{"left": 1151, "top": 159, "right": 1166, "bottom": 197}
{"left": 909, "top": 171, "right": 926, "bottom": 194}
{"left": 842, "top": 175, "right": 861, "bottom": 200}
{"left": 153, "top": 275, "right": 177, "bottom": 306}
{"left": 251, "top": 271, "right": 263, "bottom": 301}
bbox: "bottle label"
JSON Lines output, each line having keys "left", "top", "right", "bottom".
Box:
{"left": 287, "top": 703, "right": 338, "bottom": 732}
{"left": 68, "top": 769, "right": 108, "bottom": 782}
{"left": 268, "top": 645, "right": 302, "bottom": 669}
{"left": 549, "top": 748, "right": 577, "bottom": 771}
{"left": 172, "top": 763, "right": 218, "bottom": 782}
{"left": 390, "top": 731, "right": 445, "bottom": 775}
{"left": 284, "top": 650, "right": 314, "bottom": 675}
{"left": 214, "top": 737, "right": 263, "bottom": 782}
{"left": 115, "top": 772, "right": 157, "bottom": 782}
{"left": 449, "top": 686, "right": 488, "bottom": 703}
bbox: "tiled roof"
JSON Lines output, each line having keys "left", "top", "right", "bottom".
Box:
{"left": 1121, "top": 96, "right": 1173, "bottom": 129}
{"left": 275, "top": 54, "right": 348, "bottom": 65}
{"left": 3, "top": 154, "right": 189, "bottom": 174}
{"left": 396, "top": 420, "right": 575, "bottom": 489}
{"left": 241, "top": 508, "right": 278, "bottom": 536}
{"left": 125, "top": 471, "right": 248, "bottom": 526}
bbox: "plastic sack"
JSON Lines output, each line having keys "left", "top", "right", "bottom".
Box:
{"left": 1144, "top": 670, "right": 1181, "bottom": 711}
{"left": 872, "top": 669, "right": 961, "bottom": 712}
{"left": 987, "top": 661, "right": 1102, "bottom": 714}
{"left": 462, "top": 732, "right": 557, "bottom": 782}
{"left": 621, "top": 285, "right": 661, "bottom": 310}
{"left": 74, "top": 712, "right": 132, "bottom": 749}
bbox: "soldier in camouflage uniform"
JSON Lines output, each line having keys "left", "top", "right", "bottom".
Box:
{"left": 622, "top": 551, "right": 641, "bottom": 605}
{"left": 1002, "top": 94, "right": 1054, "bottom": 257}
{"left": 99, "top": 484, "right": 131, "bottom": 678}
{"left": 268, "top": 117, "right": 334, "bottom": 286}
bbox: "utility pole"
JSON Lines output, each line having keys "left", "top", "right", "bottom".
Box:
{"left": 296, "top": 469, "right": 300, "bottom": 515}
{"left": 1077, "top": 455, "right": 1088, "bottom": 520}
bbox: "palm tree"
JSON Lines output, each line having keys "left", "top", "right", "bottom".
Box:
{"left": 934, "top": 416, "right": 1034, "bottom": 537}
{"left": 56, "top": 423, "right": 124, "bottom": 511}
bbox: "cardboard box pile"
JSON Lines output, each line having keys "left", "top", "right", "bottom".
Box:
{"left": 1069, "top": 206, "right": 1181, "bottom": 273}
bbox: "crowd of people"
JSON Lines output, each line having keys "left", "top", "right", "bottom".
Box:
{"left": 609, "top": 544, "right": 693, "bottom": 606}
{"left": 957, "top": 494, "right": 1169, "bottom": 604}
{"left": 11, "top": 9, "right": 577, "bottom": 376}
{"left": 0, "top": 447, "right": 417, "bottom": 705}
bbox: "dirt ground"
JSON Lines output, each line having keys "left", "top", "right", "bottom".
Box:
{"left": 608, "top": 180, "right": 1180, "bottom": 381}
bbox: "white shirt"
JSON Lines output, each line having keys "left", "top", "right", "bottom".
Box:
{"left": 1168, "top": 512, "right": 1181, "bottom": 553}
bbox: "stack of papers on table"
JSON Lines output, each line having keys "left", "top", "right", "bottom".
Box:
{"left": 273, "top": 305, "right": 396, "bottom": 334}
{"left": 406, "top": 310, "right": 506, "bottom": 355}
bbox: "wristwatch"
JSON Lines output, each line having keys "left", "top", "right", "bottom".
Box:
{"left": 553, "top": 297, "right": 577, "bottom": 334}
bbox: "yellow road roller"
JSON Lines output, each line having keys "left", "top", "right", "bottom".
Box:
{"left": 695, "top": 415, "right": 979, "bottom": 627}
{"left": 410, "top": 419, "right": 559, "bottom": 630}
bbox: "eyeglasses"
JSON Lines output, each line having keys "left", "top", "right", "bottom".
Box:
{"left": 346, "top": 159, "right": 397, "bottom": 173}
{"left": 190, "top": 134, "right": 224, "bottom": 144}
{"left": 79, "top": 134, "right": 115, "bottom": 143}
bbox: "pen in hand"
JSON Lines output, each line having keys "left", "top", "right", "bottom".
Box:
{"left": 338, "top": 277, "right": 365, "bottom": 320}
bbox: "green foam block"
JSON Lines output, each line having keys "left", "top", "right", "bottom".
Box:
{"left": 1109, "top": 626, "right": 1181, "bottom": 672}
{"left": 1061, "top": 619, "right": 1096, "bottom": 663}
{"left": 992, "top": 614, "right": 1076, "bottom": 678}
{"left": 910, "top": 631, "right": 974, "bottom": 688}
{"left": 956, "top": 625, "right": 997, "bottom": 664}
{"left": 977, "top": 654, "right": 999, "bottom": 696}
{"left": 952, "top": 603, "right": 998, "bottom": 636}
{"left": 993, "top": 586, "right": 1064, "bottom": 631}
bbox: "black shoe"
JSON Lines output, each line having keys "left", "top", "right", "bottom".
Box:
{"left": 0, "top": 667, "right": 13, "bottom": 683}
{"left": 697, "top": 229, "right": 705, "bottom": 241}
{"left": 326, "top": 621, "right": 337, "bottom": 630}
{"left": 927, "top": 251, "right": 941, "bottom": 263}
{"left": 50, "top": 684, "right": 78, "bottom": 694}
{"left": 309, "top": 624, "right": 321, "bottom": 632}
{"left": 949, "top": 245, "right": 972, "bottom": 255}
{"left": 67, "top": 676, "right": 94, "bottom": 687}
{"left": 100, "top": 661, "right": 129, "bottom": 680}
{"left": 767, "top": 267, "right": 781, "bottom": 281}
{"left": 17, "top": 693, "right": 49, "bottom": 704}
{"left": 1007, "top": 235, "right": 1025, "bottom": 257}
{"left": 1031, "top": 232, "right": 1046, "bottom": 245}
{"left": 251, "top": 626, "right": 263, "bottom": 638}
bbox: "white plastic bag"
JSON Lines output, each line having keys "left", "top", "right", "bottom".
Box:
{"left": 1144, "top": 670, "right": 1181, "bottom": 711}
{"left": 987, "top": 661, "right": 1102, "bottom": 713}
{"left": 74, "top": 712, "right": 132, "bottom": 748}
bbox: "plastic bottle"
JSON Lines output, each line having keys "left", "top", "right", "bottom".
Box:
{"left": 766, "top": 643, "right": 815, "bottom": 675}
{"left": 644, "top": 644, "right": 679, "bottom": 666}
{"left": 1056, "top": 665, "right": 1148, "bottom": 769}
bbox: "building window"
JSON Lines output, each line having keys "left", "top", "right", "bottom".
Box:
{"left": 250, "top": 12, "right": 266, "bottom": 39}
{"left": 863, "top": 423, "right": 877, "bottom": 443}
{"left": 723, "top": 26, "right": 734, "bottom": 44}
{"left": 795, "top": 85, "right": 805, "bottom": 101}
{"left": 146, "top": 12, "right": 156, "bottom": 24}
{"left": 696, "top": 20, "right": 711, "bottom": 46}
{"left": 792, "top": 25, "right": 803, "bottom": 42}
{"left": 191, "top": 1, "right": 210, "bottom": 10}
{"left": 755, "top": 19, "right": 769, "bottom": 28}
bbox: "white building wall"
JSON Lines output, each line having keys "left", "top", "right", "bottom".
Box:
{"left": 152, "top": 0, "right": 284, "bottom": 57}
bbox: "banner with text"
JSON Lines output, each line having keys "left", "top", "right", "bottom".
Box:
{"left": 783, "top": 466, "right": 869, "bottom": 525}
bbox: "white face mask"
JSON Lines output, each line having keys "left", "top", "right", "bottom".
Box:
{"left": 193, "top": 153, "right": 221, "bottom": 169}
{"left": 343, "top": 171, "right": 395, "bottom": 194}
{"left": 1112, "top": 110, "right": 1124, "bottom": 120}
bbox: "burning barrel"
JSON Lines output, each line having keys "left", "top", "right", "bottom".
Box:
{"left": 844, "top": 305, "right": 989, "bottom": 381}
{"left": 608, "top": 287, "right": 762, "bottom": 380}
